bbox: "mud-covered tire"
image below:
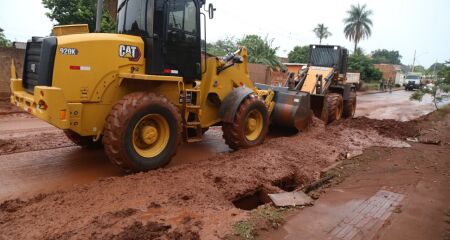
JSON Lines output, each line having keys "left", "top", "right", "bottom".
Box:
{"left": 64, "top": 130, "right": 103, "bottom": 149}
{"left": 326, "top": 93, "right": 344, "bottom": 124}
{"left": 222, "top": 94, "right": 269, "bottom": 150}
{"left": 103, "top": 92, "right": 182, "bottom": 172}
{"left": 343, "top": 91, "right": 357, "bottom": 119}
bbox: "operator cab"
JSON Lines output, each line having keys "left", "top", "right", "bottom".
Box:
{"left": 117, "top": 0, "right": 214, "bottom": 82}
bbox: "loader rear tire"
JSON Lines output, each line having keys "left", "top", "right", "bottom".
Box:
{"left": 326, "top": 93, "right": 344, "bottom": 124}
{"left": 222, "top": 94, "right": 269, "bottom": 150}
{"left": 103, "top": 92, "right": 182, "bottom": 172}
{"left": 343, "top": 91, "right": 357, "bottom": 118}
{"left": 64, "top": 130, "right": 103, "bottom": 149}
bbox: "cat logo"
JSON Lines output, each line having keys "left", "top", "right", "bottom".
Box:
{"left": 119, "top": 45, "right": 141, "bottom": 62}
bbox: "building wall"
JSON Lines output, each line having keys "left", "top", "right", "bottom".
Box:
{"left": 374, "top": 64, "right": 397, "bottom": 81}
{"left": 0, "top": 47, "right": 25, "bottom": 100}
{"left": 248, "top": 63, "right": 288, "bottom": 86}
{"left": 248, "top": 63, "right": 270, "bottom": 84}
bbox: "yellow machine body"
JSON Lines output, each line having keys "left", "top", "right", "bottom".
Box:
{"left": 10, "top": 32, "right": 260, "bottom": 139}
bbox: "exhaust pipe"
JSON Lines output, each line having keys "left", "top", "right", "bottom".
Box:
{"left": 95, "top": 0, "right": 104, "bottom": 32}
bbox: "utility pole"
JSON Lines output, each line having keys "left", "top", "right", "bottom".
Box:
{"left": 95, "top": 0, "right": 104, "bottom": 32}
{"left": 411, "top": 50, "right": 416, "bottom": 72}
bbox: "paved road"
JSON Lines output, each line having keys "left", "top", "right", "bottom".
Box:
{"left": 0, "top": 90, "right": 442, "bottom": 201}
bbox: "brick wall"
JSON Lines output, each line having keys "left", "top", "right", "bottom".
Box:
{"left": 248, "top": 63, "right": 288, "bottom": 85}
{"left": 0, "top": 47, "right": 25, "bottom": 100}
{"left": 374, "top": 64, "right": 397, "bottom": 81}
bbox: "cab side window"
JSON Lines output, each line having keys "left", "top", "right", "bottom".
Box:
{"left": 167, "top": 0, "right": 198, "bottom": 35}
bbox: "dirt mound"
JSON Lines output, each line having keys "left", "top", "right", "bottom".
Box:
{"left": 0, "top": 115, "right": 412, "bottom": 240}
{"left": 336, "top": 117, "right": 421, "bottom": 139}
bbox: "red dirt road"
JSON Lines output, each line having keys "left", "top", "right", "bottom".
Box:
{"left": 0, "top": 91, "right": 445, "bottom": 239}
{"left": 0, "top": 90, "right": 432, "bottom": 202}
{"left": 258, "top": 113, "right": 450, "bottom": 240}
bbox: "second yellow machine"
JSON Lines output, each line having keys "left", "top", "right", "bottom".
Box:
{"left": 10, "top": 0, "right": 315, "bottom": 171}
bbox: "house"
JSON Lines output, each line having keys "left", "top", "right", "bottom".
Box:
{"left": 284, "top": 63, "right": 307, "bottom": 77}
{"left": 374, "top": 64, "right": 406, "bottom": 85}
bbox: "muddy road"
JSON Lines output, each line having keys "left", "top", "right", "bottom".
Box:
{"left": 0, "top": 90, "right": 437, "bottom": 202}
{"left": 0, "top": 90, "right": 446, "bottom": 239}
{"left": 355, "top": 90, "right": 449, "bottom": 121}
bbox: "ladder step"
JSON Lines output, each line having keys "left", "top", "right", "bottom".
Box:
{"left": 187, "top": 138, "right": 202, "bottom": 143}
{"left": 186, "top": 121, "right": 201, "bottom": 126}
{"left": 185, "top": 89, "right": 201, "bottom": 92}
{"left": 186, "top": 105, "right": 201, "bottom": 109}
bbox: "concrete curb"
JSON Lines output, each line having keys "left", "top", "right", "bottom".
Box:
{"left": 357, "top": 88, "right": 403, "bottom": 96}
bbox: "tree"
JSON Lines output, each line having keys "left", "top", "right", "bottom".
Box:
{"left": 427, "top": 62, "right": 450, "bottom": 84}
{"left": 413, "top": 65, "right": 426, "bottom": 74}
{"left": 0, "top": 27, "right": 11, "bottom": 47}
{"left": 42, "top": 0, "right": 116, "bottom": 33}
{"left": 348, "top": 51, "right": 382, "bottom": 81}
{"left": 206, "top": 37, "right": 238, "bottom": 56}
{"left": 238, "top": 35, "right": 284, "bottom": 70}
{"left": 343, "top": 3, "right": 373, "bottom": 53}
{"left": 288, "top": 46, "right": 309, "bottom": 63}
{"left": 313, "top": 24, "right": 332, "bottom": 44}
{"left": 410, "top": 78, "right": 450, "bottom": 110}
{"left": 371, "top": 49, "right": 402, "bottom": 65}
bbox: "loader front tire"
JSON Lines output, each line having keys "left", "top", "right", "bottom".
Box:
{"left": 343, "top": 91, "right": 357, "bottom": 118}
{"left": 223, "top": 94, "right": 269, "bottom": 150}
{"left": 64, "top": 130, "right": 103, "bottom": 149}
{"left": 103, "top": 92, "right": 182, "bottom": 172}
{"left": 326, "top": 93, "right": 344, "bottom": 124}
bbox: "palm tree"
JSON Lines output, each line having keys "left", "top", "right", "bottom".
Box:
{"left": 343, "top": 4, "right": 373, "bottom": 53}
{"left": 313, "top": 24, "right": 332, "bottom": 44}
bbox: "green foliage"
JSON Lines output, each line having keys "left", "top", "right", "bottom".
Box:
{"left": 413, "top": 65, "right": 426, "bottom": 74}
{"left": 410, "top": 78, "right": 450, "bottom": 110}
{"left": 288, "top": 46, "right": 309, "bottom": 63}
{"left": 206, "top": 37, "right": 238, "bottom": 56}
{"left": 348, "top": 52, "right": 382, "bottom": 81}
{"left": 371, "top": 49, "right": 402, "bottom": 65}
{"left": 238, "top": 35, "right": 285, "bottom": 70}
{"left": 0, "top": 28, "right": 11, "bottom": 47}
{"left": 206, "top": 35, "right": 285, "bottom": 70}
{"left": 429, "top": 62, "right": 450, "bottom": 83}
{"left": 42, "top": 0, "right": 117, "bottom": 33}
{"left": 343, "top": 3, "right": 373, "bottom": 53}
{"left": 313, "top": 24, "right": 332, "bottom": 44}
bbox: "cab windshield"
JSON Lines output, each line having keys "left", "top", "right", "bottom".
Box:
{"left": 406, "top": 75, "right": 420, "bottom": 80}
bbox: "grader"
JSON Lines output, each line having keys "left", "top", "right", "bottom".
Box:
{"left": 10, "top": 0, "right": 314, "bottom": 172}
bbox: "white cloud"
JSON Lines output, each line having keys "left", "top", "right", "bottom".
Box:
{"left": 1, "top": 0, "right": 449, "bottom": 67}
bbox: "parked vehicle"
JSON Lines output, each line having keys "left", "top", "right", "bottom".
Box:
{"left": 404, "top": 74, "right": 422, "bottom": 91}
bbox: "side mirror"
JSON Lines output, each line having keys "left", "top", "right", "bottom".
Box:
{"left": 208, "top": 3, "right": 216, "bottom": 19}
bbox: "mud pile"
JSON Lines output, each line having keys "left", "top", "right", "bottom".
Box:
{"left": 0, "top": 118, "right": 413, "bottom": 240}
{"left": 337, "top": 117, "right": 421, "bottom": 139}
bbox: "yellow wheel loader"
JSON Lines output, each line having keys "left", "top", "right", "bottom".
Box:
{"left": 279, "top": 45, "right": 357, "bottom": 124}
{"left": 10, "top": 0, "right": 311, "bottom": 172}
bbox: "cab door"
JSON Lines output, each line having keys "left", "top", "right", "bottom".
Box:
{"left": 164, "top": 0, "right": 201, "bottom": 81}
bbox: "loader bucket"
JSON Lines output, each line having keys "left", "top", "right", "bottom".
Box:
{"left": 270, "top": 89, "right": 312, "bottom": 131}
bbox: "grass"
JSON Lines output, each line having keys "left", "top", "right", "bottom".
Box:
{"left": 233, "top": 221, "right": 256, "bottom": 240}
{"left": 231, "top": 205, "right": 288, "bottom": 240}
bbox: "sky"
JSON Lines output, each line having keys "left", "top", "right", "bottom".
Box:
{"left": 1, "top": 0, "right": 449, "bottom": 68}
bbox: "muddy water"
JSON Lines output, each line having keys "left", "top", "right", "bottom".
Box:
{"left": 356, "top": 90, "right": 448, "bottom": 121}
{"left": 0, "top": 90, "right": 436, "bottom": 202}
{"left": 0, "top": 128, "right": 230, "bottom": 202}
